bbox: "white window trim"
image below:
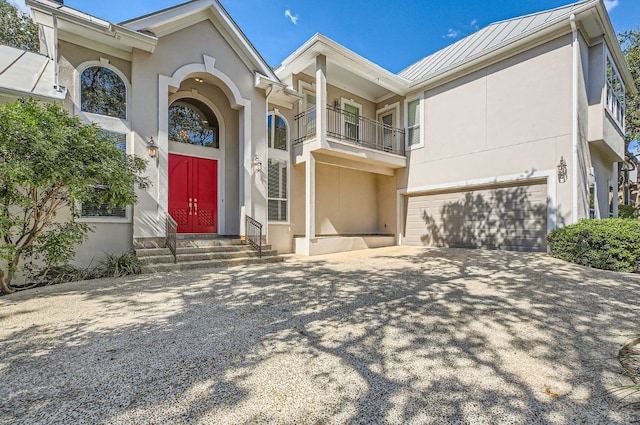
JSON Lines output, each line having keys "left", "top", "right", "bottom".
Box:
{"left": 340, "top": 97, "right": 362, "bottom": 141}
{"left": 76, "top": 131, "right": 133, "bottom": 224}
{"left": 405, "top": 93, "right": 424, "bottom": 150}
{"left": 298, "top": 80, "right": 316, "bottom": 113}
{"left": 74, "top": 59, "right": 131, "bottom": 125}
{"left": 75, "top": 61, "right": 133, "bottom": 223}
{"left": 267, "top": 111, "right": 290, "bottom": 224}
{"left": 603, "top": 49, "right": 626, "bottom": 131}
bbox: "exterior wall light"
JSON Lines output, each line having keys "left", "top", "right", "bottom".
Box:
{"left": 147, "top": 137, "right": 158, "bottom": 159}
{"left": 558, "top": 156, "right": 568, "bottom": 183}
{"left": 253, "top": 155, "right": 263, "bottom": 174}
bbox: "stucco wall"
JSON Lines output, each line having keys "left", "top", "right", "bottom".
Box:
{"left": 402, "top": 35, "right": 576, "bottom": 225}
{"left": 129, "top": 19, "right": 268, "bottom": 238}
{"left": 316, "top": 164, "right": 379, "bottom": 235}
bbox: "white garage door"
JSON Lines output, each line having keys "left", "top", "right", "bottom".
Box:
{"left": 404, "top": 181, "right": 548, "bottom": 251}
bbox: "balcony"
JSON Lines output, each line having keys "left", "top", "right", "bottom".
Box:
{"left": 295, "top": 106, "right": 406, "bottom": 156}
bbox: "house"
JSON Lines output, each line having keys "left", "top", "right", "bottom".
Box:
{"left": 13, "top": 0, "right": 635, "bottom": 266}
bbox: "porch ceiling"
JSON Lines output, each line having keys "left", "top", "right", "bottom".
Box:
{"left": 297, "top": 61, "right": 394, "bottom": 103}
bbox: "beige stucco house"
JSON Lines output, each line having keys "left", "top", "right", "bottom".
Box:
{"left": 8, "top": 0, "right": 635, "bottom": 265}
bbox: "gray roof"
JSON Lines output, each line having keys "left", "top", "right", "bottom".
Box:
{"left": 399, "top": 0, "right": 595, "bottom": 83}
{"left": 0, "top": 45, "right": 66, "bottom": 100}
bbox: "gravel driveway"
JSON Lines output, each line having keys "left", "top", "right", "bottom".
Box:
{"left": 1, "top": 247, "right": 639, "bottom": 424}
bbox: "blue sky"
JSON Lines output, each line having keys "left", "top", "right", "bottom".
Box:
{"left": 10, "top": 0, "right": 640, "bottom": 72}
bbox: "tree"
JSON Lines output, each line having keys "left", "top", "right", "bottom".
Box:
{"left": 0, "top": 98, "right": 149, "bottom": 294}
{"left": 620, "top": 29, "right": 640, "bottom": 154}
{"left": 0, "top": 0, "right": 39, "bottom": 52}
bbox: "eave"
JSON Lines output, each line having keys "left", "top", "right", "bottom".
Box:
{"left": 26, "top": 0, "right": 157, "bottom": 56}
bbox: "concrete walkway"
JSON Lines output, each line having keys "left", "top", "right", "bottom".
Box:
{"left": 1, "top": 247, "right": 639, "bottom": 424}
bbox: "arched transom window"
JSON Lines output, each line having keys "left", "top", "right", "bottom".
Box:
{"left": 80, "top": 66, "right": 127, "bottom": 119}
{"left": 168, "top": 100, "right": 219, "bottom": 148}
{"left": 267, "top": 113, "right": 289, "bottom": 222}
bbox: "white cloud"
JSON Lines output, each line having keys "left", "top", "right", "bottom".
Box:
{"left": 604, "top": 0, "right": 620, "bottom": 12}
{"left": 444, "top": 28, "right": 460, "bottom": 39}
{"left": 8, "top": 0, "right": 29, "bottom": 12}
{"left": 284, "top": 9, "right": 298, "bottom": 25}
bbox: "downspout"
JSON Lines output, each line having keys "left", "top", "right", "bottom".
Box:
{"left": 52, "top": 13, "right": 59, "bottom": 90}
{"left": 570, "top": 14, "right": 579, "bottom": 223}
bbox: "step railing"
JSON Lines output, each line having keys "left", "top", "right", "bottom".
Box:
{"left": 166, "top": 213, "right": 178, "bottom": 263}
{"left": 245, "top": 215, "right": 263, "bottom": 258}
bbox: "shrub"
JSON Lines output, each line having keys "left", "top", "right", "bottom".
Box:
{"left": 547, "top": 219, "right": 640, "bottom": 272}
{"left": 619, "top": 205, "right": 639, "bottom": 219}
{"left": 96, "top": 250, "right": 142, "bottom": 278}
{"left": 25, "top": 265, "right": 95, "bottom": 288}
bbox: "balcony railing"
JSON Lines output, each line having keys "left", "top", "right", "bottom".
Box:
{"left": 295, "top": 106, "right": 405, "bottom": 156}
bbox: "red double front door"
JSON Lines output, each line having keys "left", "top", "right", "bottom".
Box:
{"left": 168, "top": 154, "right": 218, "bottom": 234}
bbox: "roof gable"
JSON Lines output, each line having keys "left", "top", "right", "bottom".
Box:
{"left": 120, "top": 0, "right": 277, "bottom": 81}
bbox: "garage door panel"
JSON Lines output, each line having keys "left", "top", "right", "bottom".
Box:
{"left": 404, "top": 182, "right": 548, "bottom": 251}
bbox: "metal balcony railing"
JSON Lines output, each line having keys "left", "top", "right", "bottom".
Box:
{"left": 294, "top": 106, "right": 405, "bottom": 156}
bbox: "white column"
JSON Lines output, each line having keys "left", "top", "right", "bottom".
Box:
{"left": 315, "top": 54, "right": 327, "bottom": 144}
{"left": 305, "top": 152, "right": 316, "bottom": 239}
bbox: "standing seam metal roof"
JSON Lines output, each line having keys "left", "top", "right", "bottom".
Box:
{"left": 398, "top": 0, "right": 596, "bottom": 83}
{"left": 0, "top": 45, "right": 65, "bottom": 100}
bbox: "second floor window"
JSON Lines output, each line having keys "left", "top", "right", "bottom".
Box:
{"left": 267, "top": 113, "right": 289, "bottom": 222}
{"left": 407, "top": 99, "right": 421, "bottom": 147}
{"left": 80, "top": 66, "right": 126, "bottom": 119}
{"left": 606, "top": 57, "right": 625, "bottom": 129}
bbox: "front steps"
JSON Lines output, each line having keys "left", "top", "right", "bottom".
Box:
{"left": 136, "top": 236, "right": 284, "bottom": 273}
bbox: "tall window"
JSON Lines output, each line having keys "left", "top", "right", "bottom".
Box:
{"left": 407, "top": 98, "right": 421, "bottom": 147}
{"left": 606, "top": 57, "right": 625, "bottom": 128}
{"left": 81, "top": 132, "right": 127, "bottom": 218}
{"left": 168, "top": 101, "right": 219, "bottom": 148}
{"left": 267, "top": 113, "right": 289, "bottom": 222}
{"left": 80, "top": 66, "right": 126, "bottom": 119}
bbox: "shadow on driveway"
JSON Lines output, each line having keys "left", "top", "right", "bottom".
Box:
{"left": 1, "top": 247, "right": 639, "bottom": 424}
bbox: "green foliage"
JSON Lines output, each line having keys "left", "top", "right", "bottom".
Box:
{"left": 0, "top": 98, "right": 149, "bottom": 292}
{"left": 22, "top": 250, "right": 142, "bottom": 288}
{"left": 0, "top": 1, "right": 39, "bottom": 52}
{"left": 96, "top": 250, "right": 141, "bottom": 278}
{"left": 27, "top": 264, "right": 94, "bottom": 287}
{"left": 620, "top": 28, "right": 640, "bottom": 152}
{"left": 619, "top": 204, "right": 639, "bottom": 219}
{"left": 547, "top": 219, "right": 640, "bottom": 272}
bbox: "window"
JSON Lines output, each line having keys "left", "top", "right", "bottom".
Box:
{"left": 407, "top": 98, "right": 421, "bottom": 147}
{"left": 80, "top": 66, "right": 127, "bottom": 119}
{"left": 267, "top": 113, "right": 289, "bottom": 222}
{"left": 606, "top": 57, "right": 625, "bottom": 128}
{"left": 168, "top": 101, "right": 219, "bottom": 148}
{"left": 268, "top": 114, "right": 287, "bottom": 150}
{"left": 381, "top": 112, "right": 394, "bottom": 151}
{"left": 343, "top": 103, "right": 360, "bottom": 141}
{"left": 81, "top": 132, "right": 127, "bottom": 218}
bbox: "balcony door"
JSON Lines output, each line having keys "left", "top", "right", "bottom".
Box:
{"left": 168, "top": 154, "right": 218, "bottom": 234}
{"left": 377, "top": 109, "right": 396, "bottom": 151}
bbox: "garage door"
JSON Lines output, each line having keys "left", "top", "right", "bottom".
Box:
{"left": 404, "top": 181, "right": 548, "bottom": 251}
